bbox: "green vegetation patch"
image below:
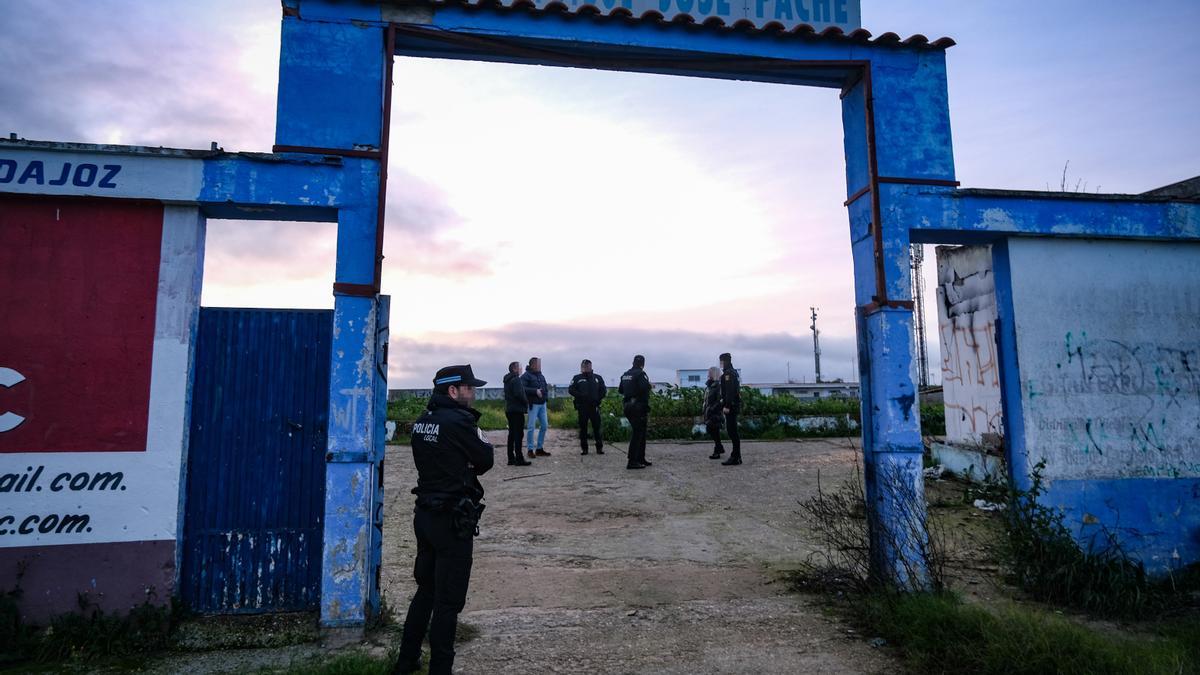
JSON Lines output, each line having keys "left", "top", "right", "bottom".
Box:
{"left": 859, "top": 592, "right": 1198, "bottom": 675}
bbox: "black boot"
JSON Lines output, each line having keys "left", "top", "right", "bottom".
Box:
{"left": 721, "top": 454, "right": 742, "bottom": 466}
{"left": 709, "top": 446, "right": 725, "bottom": 459}
{"left": 595, "top": 445, "right": 604, "bottom": 454}
{"left": 391, "top": 655, "right": 421, "bottom": 675}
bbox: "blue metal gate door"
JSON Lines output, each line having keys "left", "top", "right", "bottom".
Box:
{"left": 182, "top": 308, "right": 332, "bottom": 613}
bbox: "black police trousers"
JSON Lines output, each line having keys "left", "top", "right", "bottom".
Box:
{"left": 398, "top": 508, "right": 473, "bottom": 675}
{"left": 725, "top": 411, "right": 741, "bottom": 460}
{"left": 505, "top": 411, "right": 524, "bottom": 462}
{"left": 577, "top": 406, "right": 603, "bottom": 451}
{"left": 626, "top": 413, "right": 648, "bottom": 466}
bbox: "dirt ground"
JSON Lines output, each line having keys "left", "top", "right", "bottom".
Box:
{"left": 382, "top": 429, "right": 893, "bottom": 674}
{"left": 99, "top": 430, "right": 913, "bottom": 674}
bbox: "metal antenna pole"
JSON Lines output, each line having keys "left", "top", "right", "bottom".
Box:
{"left": 810, "top": 307, "right": 822, "bottom": 384}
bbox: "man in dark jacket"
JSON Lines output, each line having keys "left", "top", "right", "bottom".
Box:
{"left": 521, "top": 357, "right": 551, "bottom": 458}
{"left": 568, "top": 359, "right": 607, "bottom": 455}
{"left": 618, "top": 354, "right": 652, "bottom": 469}
{"left": 503, "top": 361, "right": 532, "bottom": 466}
{"left": 703, "top": 366, "right": 725, "bottom": 460}
{"left": 396, "top": 365, "right": 494, "bottom": 675}
{"left": 719, "top": 352, "right": 743, "bottom": 466}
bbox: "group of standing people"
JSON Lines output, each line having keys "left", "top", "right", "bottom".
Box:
{"left": 499, "top": 352, "right": 744, "bottom": 470}
{"left": 501, "top": 356, "right": 608, "bottom": 465}
{"left": 501, "top": 357, "right": 546, "bottom": 466}
{"left": 618, "top": 351, "right": 743, "bottom": 468}
{"left": 395, "top": 353, "right": 745, "bottom": 673}
{"left": 704, "top": 352, "right": 743, "bottom": 466}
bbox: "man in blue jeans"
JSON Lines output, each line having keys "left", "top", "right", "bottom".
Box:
{"left": 521, "top": 357, "right": 551, "bottom": 458}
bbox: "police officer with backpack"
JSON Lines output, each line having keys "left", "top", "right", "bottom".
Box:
{"left": 395, "top": 365, "right": 494, "bottom": 675}
{"left": 618, "top": 354, "right": 652, "bottom": 469}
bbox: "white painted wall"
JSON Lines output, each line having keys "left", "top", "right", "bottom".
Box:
{"left": 935, "top": 245, "right": 1003, "bottom": 445}
{"left": 0, "top": 207, "right": 204, "bottom": 546}
{"left": 1008, "top": 238, "right": 1200, "bottom": 480}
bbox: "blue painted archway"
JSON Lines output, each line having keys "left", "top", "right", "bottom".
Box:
{"left": 270, "top": 0, "right": 1200, "bottom": 627}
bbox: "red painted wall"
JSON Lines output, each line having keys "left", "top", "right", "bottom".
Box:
{"left": 0, "top": 196, "right": 162, "bottom": 453}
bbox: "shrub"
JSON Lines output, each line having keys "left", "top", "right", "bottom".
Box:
{"left": 0, "top": 573, "right": 34, "bottom": 665}
{"left": 919, "top": 403, "right": 946, "bottom": 436}
{"left": 34, "top": 594, "right": 175, "bottom": 662}
{"left": 859, "top": 592, "right": 1197, "bottom": 675}
{"left": 1, "top": 571, "right": 176, "bottom": 667}
{"left": 1001, "top": 462, "right": 1199, "bottom": 618}
{"left": 795, "top": 459, "right": 948, "bottom": 593}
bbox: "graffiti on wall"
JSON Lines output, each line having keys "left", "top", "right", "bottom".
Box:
{"left": 1026, "top": 333, "right": 1200, "bottom": 479}
{"left": 935, "top": 245, "right": 1003, "bottom": 446}
{"left": 1010, "top": 238, "right": 1200, "bottom": 481}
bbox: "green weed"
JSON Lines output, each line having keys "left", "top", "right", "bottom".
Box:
{"left": 859, "top": 592, "right": 1197, "bottom": 675}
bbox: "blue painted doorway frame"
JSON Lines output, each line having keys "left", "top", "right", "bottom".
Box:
{"left": 272, "top": 0, "right": 1200, "bottom": 627}
{"left": 274, "top": 0, "right": 955, "bottom": 625}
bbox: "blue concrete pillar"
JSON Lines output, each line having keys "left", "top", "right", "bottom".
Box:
{"left": 840, "top": 51, "right": 955, "bottom": 589}
{"left": 276, "top": 1, "right": 390, "bottom": 626}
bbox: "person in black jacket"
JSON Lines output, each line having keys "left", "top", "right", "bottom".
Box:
{"left": 618, "top": 354, "right": 652, "bottom": 469}
{"left": 502, "top": 362, "right": 532, "bottom": 466}
{"left": 718, "top": 352, "right": 743, "bottom": 466}
{"left": 703, "top": 366, "right": 725, "bottom": 460}
{"left": 568, "top": 359, "right": 607, "bottom": 455}
{"left": 396, "top": 365, "right": 494, "bottom": 675}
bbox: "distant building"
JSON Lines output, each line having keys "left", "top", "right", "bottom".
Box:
{"left": 745, "top": 381, "right": 860, "bottom": 399}
{"left": 676, "top": 368, "right": 856, "bottom": 398}
{"left": 675, "top": 368, "right": 740, "bottom": 388}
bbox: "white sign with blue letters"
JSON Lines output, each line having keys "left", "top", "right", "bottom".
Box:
{"left": 0, "top": 148, "right": 202, "bottom": 202}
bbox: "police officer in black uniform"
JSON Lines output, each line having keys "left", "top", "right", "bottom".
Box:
{"left": 618, "top": 354, "right": 652, "bottom": 469}
{"left": 568, "top": 359, "right": 607, "bottom": 455}
{"left": 719, "top": 352, "right": 743, "bottom": 466}
{"left": 395, "top": 365, "right": 494, "bottom": 675}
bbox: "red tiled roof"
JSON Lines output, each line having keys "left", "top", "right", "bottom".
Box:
{"left": 421, "top": 0, "right": 956, "bottom": 49}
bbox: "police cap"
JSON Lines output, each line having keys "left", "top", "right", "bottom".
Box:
{"left": 432, "top": 364, "right": 487, "bottom": 389}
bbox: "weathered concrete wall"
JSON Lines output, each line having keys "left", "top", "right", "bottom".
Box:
{"left": 0, "top": 198, "right": 204, "bottom": 622}
{"left": 935, "top": 245, "right": 1003, "bottom": 446}
{"left": 999, "top": 237, "right": 1200, "bottom": 572}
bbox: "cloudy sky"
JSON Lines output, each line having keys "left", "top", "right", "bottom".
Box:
{"left": 2, "top": 1, "right": 1197, "bottom": 387}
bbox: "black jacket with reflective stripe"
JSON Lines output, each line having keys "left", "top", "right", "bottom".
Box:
{"left": 410, "top": 394, "right": 495, "bottom": 502}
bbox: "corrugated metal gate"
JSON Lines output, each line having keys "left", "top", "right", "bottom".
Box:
{"left": 181, "top": 308, "right": 332, "bottom": 613}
